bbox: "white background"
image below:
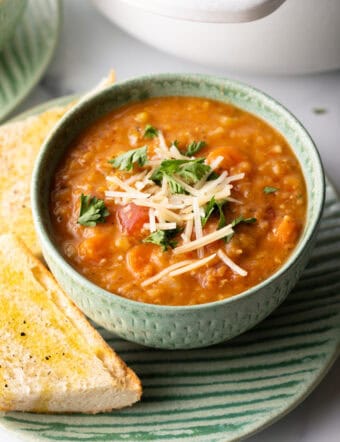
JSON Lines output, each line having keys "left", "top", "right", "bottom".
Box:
{"left": 2, "top": 0, "right": 340, "bottom": 441}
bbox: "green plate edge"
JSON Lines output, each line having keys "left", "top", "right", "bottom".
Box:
{"left": 0, "top": 0, "right": 62, "bottom": 123}
{"left": 0, "top": 95, "right": 339, "bottom": 442}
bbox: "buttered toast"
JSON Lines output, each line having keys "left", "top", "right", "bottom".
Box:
{"left": 0, "top": 71, "right": 116, "bottom": 258}
{"left": 0, "top": 234, "right": 141, "bottom": 414}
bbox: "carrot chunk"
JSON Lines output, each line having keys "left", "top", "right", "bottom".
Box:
{"left": 126, "top": 243, "right": 157, "bottom": 278}
{"left": 206, "top": 146, "right": 245, "bottom": 169}
{"left": 275, "top": 215, "right": 300, "bottom": 246}
{"left": 78, "top": 233, "right": 111, "bottom": 262}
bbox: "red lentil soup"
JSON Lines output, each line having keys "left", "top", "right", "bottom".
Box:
{"left": 50, "top": 97, "right": 306, "bottom": 306}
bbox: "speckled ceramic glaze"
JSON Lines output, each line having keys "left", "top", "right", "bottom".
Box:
{"left": 31, "top": 74, "right": 325, "bottom": 350}
{"left": 0, "top": 0, "right": 26, "bottom": 51}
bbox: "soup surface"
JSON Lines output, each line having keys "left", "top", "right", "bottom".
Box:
{"left": 50, "top": 97, "right": 306, "bottom": 306}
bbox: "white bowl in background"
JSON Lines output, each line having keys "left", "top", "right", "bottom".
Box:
{"left": 92, "top": 0, "right": 340, "bottom": 74}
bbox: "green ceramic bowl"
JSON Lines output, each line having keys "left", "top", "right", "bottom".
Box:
{"left": 0, "top": 0, "right": 27, "bottom": 51}
{"left": 31, "top": 74, "right": 325, "bottom": 349}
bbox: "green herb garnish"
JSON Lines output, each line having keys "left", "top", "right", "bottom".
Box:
{"left": 185, "top": 140, "right": 206, "bottom": 156}
{"left": 143, "top": 229, "right": 179, "bottom": 251}
{"left": 313, "top": 108, "right": 327, "bottom": 115}
{"left": 144, "top": 124, "right": 159, "bottom": 138}
{"left": 231, "top": 216, "right": 257, "bottom": 227}
{"left": 109, "top": 146, "right": 147, "bottom": 171}
{"left": 150, "top": 159, "right": 185, "bottom": 182}
{"left": 207, "top": 171, "right": 220, "bottom": 181}
{"left": 226, "top": 216, "right": 257, "bottom": 243}
{"left": 151, "top": 158, "right": 211, "bottom": 192}
{"left": 263, "top": 186, "right": 279, "bottom": 194}
{"left": 164, "top": 174, "right": 187, "bottom": 194}
{"left": 77, "top": 194, "right": 109, "bottom": 227}
{"left": 201, "top": 197, "right": 226, "bottom": 229}
{"left": 178, "top": 158, "right": 211, "bottom": 184}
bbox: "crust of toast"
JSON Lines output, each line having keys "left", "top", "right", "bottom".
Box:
{"left": 0, "top": 106, "right": 73, "bottom": 257}
{"left": 0, "top": 71, "right": 116, "bottom": 257}
{"left": 0, "top": 233, "right": 141, "bottom": 414}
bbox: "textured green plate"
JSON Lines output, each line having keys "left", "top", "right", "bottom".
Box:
{"left": 1, "top": 97, "right": 340, "bottom": 441}
{"left": 0, "top": 0, "right": 61, "bottom": 123}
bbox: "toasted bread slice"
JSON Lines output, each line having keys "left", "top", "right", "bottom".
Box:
{"left": 0, "top": 71, "right": 116, "bottom": 257}
{"left": 0, "top": 234, "right": 141, "bottom": 414}
{"left": 0, "top": 105, "right": 73, "bottom": 257}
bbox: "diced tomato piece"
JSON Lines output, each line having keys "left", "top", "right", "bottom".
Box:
{"left": 117, "top": 203, "right": 149, "bottom": 236}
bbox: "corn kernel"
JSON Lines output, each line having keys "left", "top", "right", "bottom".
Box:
{"left": 135, "top": 112, "right": 149, "bottom": 123}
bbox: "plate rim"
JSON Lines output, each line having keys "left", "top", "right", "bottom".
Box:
{"left": 1, "top": 95, "right": 340, "bottom": 442}
{"left": 0, "top": 0, "right": 62, "bottom": 123}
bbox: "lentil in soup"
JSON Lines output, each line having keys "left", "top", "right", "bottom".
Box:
{"left": 50, "top": 97, "right": 306, "bottom": 306}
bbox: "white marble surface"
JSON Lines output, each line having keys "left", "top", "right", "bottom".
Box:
{"left": 1, "top": 0, "right": 340, "bottom": 441}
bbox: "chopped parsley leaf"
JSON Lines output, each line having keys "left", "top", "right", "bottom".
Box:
{"left": 201, "top": 197, "right": 217, "bottom": 227}
{"left": 231, "top": 216, "right": 257, "bottom": 227}
{"left": 216, "top": 202, "right": 227, "bottom": 230}
{"left": 143, "top": 229, "right": 179, "bottom": 251}
{"left": 151, "top": 158, "right": 211, "bottom": 191}
{"left": 185, "top": 140, "right": 206, "bottom": 156}
{"left": 109, "top": 146, "right": 147, "bottom": 171}
{"left": 178, "top": 158, "right": 211, "bottom": 184}
{"left": 77, "top": 194, "right": 109, "bottom": 227}
{"left": 226, "top": 216, "right": 257, "bottom": 243}
{"left": 313, "top": 108, "right": 327, "bottom": 115}
{"left": 263, "top": 186, "right": 279, "bottom": 194}
{"left": 207, "top": 171, "right": 220, "bottom": 181}
{"left": 150, "top": 159, "right": 186, "bottom": 181}
{"left": 164, "top": 174, "right": 187, "bottom": 194}
{"left": 144, "top": 124, "right": 159, "bottom": 138}
{"left": 201, "top": 197, "right": 227, "bottom": 229}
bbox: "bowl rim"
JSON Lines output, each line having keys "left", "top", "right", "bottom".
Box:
{"left": 93, "top": 0, "right": 286, "bottom": 24}
{"left": 31, "top": 72, "right": 325, "bottom": 313}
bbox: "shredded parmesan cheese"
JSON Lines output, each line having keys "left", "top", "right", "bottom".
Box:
{"left": 161, "top": 176, "right": 168, "bottom": 195}
{"left": 200, "top": 171, "right": 228, "bottom": 194}
{"left": 174, "top": 223, "right": 233, "bottom": 254}
{"left": 192, "top": 197, "right": 204, "bottom": 258}
{"left": 227, "top": 196, "right": 242, "bottom": 204}
{"left": 169, "top": 144, "right": 187, "bottom": 159}
{"left": 124, "top": 170, "right": 147, "bottom": 185}
{"left": 135, "top": 180, "right": 152, "bottom": 191}
{"left": 103, "top": 129, "right": 247, "bottom": 284}
{"left": 217, "top": 249, "right": 247, "bottom": 276}
{"left": 141, "top": 259, "right": 194, "bottom": 287}
{"left": 183, "top": 218, "right": 193, "bottom": 242}
{"left": 128, "top": 134, "right": 138, "bottom": 146}
{"left": 133, "top": 201, "right": 182, "bottom": 222}
{"left": 194, "top": 158, "right": 224, "bottom": 190}
{"left": 169, "top": 253, "right": 216, "bottom": 277}
{"left": 105, "top": 190, "right": 149, "bottom": 199}
{"left": 148, "top": 160, "right": 162, "bottom": 167}
{"left": 144, "top": 222, "right": 177, "bottom": 230}
{"left": 227, "top": 173, "right": 245, "bottom": 183}
{"left": 209, "top": 155, "right": 224, "bottom": 170}
{"left": 157, "top": 131, "right": 170, "bottom": 157}
{"left": 181, "top": 213, "right": 194, "bottom": 221}
{"left": 148, "top": 209, "right": 156, "bottom": 232}
{"left": 106, "top": 175, "right": 142, "bottom": 193}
